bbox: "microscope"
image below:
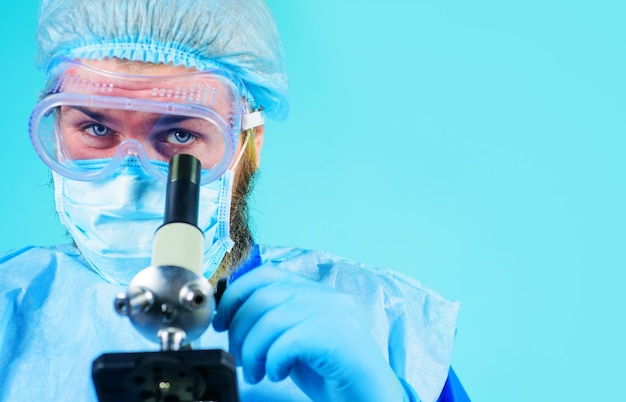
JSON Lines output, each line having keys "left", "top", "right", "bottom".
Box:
{"left": 92, "top": 154, "right": 239, "bottom": 402}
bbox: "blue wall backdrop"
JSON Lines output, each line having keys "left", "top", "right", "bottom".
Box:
{"left": 1, "top": 1, "right": 624, "bottom": 401}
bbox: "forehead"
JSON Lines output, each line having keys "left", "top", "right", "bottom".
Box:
{"left": 50, "top": 58, "right": 240, "bottom": 109}
{"left": 81, "top": 58, "right": 198, "bottom": 76}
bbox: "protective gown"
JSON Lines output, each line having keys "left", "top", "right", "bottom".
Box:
{"left": 0, "top": 243, "right": 466, "bottom": 401}
{"left": 24, "top": 1, "right": 471, "bottom": 399}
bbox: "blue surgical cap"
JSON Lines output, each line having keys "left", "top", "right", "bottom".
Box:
{"left": 36, "top": 0, "right": 289, "bottom": 121}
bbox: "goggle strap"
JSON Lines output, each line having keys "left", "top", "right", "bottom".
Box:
{"left": 242, "top": 111, "right": 264, "bottom": 131}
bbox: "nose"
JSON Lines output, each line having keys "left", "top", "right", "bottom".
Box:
{"left": 115, "top": 139, "right": 143, "bottom": 158}
{"left": 100, "top": 139, "right": 169, "bottom": 182}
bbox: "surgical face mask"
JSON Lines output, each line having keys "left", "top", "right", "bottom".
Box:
{"left": 52, "top": 157, "right": 236, "bottom": 285}
{"left": 30, "top": 58, "right": 263, "bottom": 185}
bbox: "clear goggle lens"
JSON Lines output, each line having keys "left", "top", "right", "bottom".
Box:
{"left": 30, "top": 58, "right": 250, "bottom": 184}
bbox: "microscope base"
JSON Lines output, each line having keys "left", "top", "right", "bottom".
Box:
{"left": 92, "top": 349, "right": 239, "bottom": 402}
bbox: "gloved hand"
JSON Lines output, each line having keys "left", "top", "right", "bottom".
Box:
{"left": 212, "top": 265, "right": 411, "bottom": 402}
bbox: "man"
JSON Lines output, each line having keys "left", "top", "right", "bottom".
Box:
{"left": 0, "top": 0, "right": 468, "bottom": 400}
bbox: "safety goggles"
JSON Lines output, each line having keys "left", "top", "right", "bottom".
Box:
{"left": 29, "top": 58, "right": 263, "bottom": 184}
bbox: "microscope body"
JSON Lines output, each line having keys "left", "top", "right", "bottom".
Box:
{"left": 92, "top": 154, "right": 239, "bottom": 402}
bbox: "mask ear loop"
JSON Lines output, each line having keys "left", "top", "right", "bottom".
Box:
{"left": 203, "top": 130, "right": 251, "bottom": 277}
{"left": 229, "top": 132, "right": 250, "bottom": 171}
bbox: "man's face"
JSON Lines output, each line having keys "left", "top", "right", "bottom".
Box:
{"left": 60, "top": 58, "right": 265, "bottom": 279}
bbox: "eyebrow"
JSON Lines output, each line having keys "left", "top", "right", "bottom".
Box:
{"left": 154, "top": 114, "right": 197, "bottom": 126}
{"left": 65, "top": 106, "right": 109, "bottom": 122}
{"left": 63, "top": 106, "right": 197, "bottom": 126}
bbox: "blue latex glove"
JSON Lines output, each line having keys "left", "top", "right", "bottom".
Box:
{"left": 212, "top": 266, "right": 411, "bottom": 402}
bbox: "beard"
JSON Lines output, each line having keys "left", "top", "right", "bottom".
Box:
{"left": 209, "top": 129, "right": 259, "bottom": 285}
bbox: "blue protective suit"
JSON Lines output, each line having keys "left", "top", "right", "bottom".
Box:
{"left": 0, "top": 244, "right": 466, "bottom": 401}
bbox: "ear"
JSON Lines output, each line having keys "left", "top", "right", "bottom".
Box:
{"left": 253, "top": 125, "right": 265, "bottom": 167}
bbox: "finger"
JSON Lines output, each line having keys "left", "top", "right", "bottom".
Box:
{"left": 212, "top": 266, "right": 295, "bottom": 331}
{"left": 227, "top": 281, "right": 302, "bottom": 364}
{"left": 264, "top": 308, "right": 369, "bottom": 382}
{"left": 240, "top": 299, "right": 310, "bottom": 383}
{"left": 264, "top": 319, "right": 339, "bottom": 382}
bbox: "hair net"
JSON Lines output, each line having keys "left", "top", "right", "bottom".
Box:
{"left": 35, "top": 0, "right": 289, "bottom": 121}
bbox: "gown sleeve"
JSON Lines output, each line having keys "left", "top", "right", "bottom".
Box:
{"left": 437, "top": 367, "right": 471, "bottom": 402}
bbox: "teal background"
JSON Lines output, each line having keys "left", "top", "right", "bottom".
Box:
{"left": 1, "top": 1, "right": 624, "bottom": 400}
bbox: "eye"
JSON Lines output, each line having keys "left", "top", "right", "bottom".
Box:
{"left": 85, "top": 123, "right": 111, "bottom": 137}
{"left": 165, "top": 130, "right": 195, "bottom": 145}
